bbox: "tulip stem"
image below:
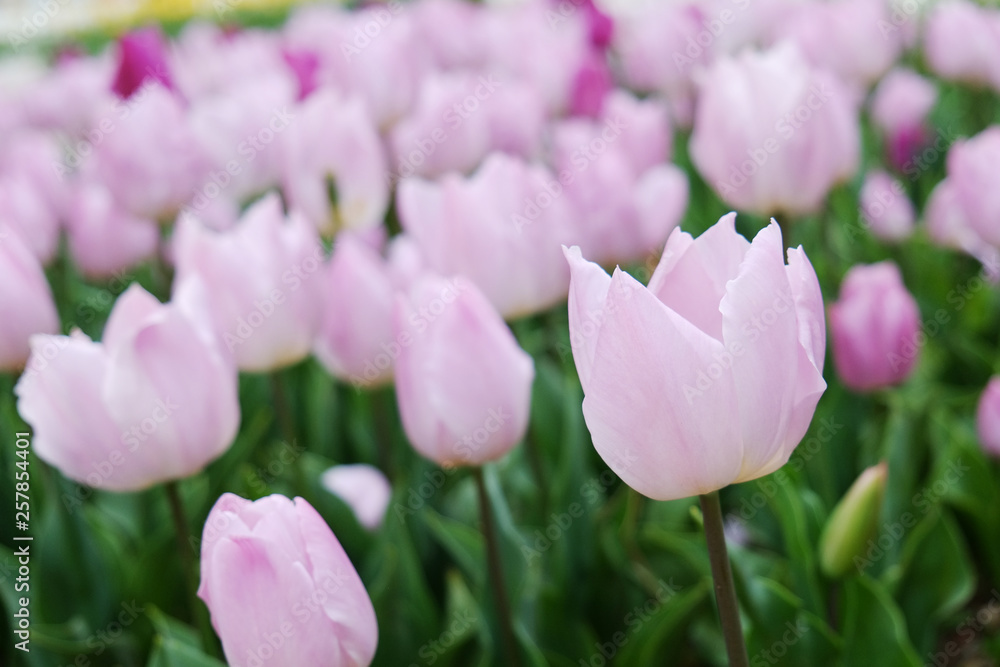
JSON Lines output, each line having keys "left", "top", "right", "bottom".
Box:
{"left": 699, "top": 490, "right": 750, "bottom": 667}
{"left": 473, "top": 467, "right": 521, "bottom": 667}
{"left": 270, "top": 373, "right": 305, "bottom": 493}
{"left": 165, "top": 482, "right": 216, "bottom": 655}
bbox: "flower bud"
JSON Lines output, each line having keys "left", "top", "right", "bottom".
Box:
{"left": 819, "top": 462, "right": 888, "bottom": 577}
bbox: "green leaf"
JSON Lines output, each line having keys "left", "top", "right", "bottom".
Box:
{"left": 147, "top": 636, "right": 227, "bottom": 667}
{"left": 840, "top": 576, "right": 923, "bottom": 667}
{"left": 609, "top": 580, "right": 710, "bottom": 665}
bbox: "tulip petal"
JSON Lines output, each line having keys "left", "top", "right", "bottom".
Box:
{"left": 563, "top": 245, "right": 612, "bottom": 388}
{"left": 583, "top": 268, "right": 743, "bottom": 501}
{"left": 785, "top": 246, "right": 827, "bottom": 374}
{"left": 102, "top": 284, "right": 163, "bottom": 350}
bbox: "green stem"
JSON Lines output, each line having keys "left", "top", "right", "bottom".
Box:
{"left": 165, "top": 482, "right": 217, "bottom": 655}
{"left": 699, "top": 490, "right": 750, "bottom": 667}
{"left": 473, "top": 468, "right": 521, "bottom": 667}
{"left": 270, "top": 373, "right": 306, "bottom": 493}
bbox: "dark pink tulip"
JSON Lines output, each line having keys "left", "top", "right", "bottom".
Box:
{"left": 112, "top": 27, "right": 175, "bottom": 100}
{"left": 869, "top": 69, "right": 937, "bottom": 171}
{"left": 830, "top": 262, "right": 921, "bottom": 392}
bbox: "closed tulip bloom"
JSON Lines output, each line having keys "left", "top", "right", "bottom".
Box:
{"left": 924, "top": 1, "right": 1000, "bottom": 92}
{"left": 564, "top": 214, "right": 826, "bottom": 501}
{"left": 858, "top": 171, "right": 915, "bottom": 242}
{"left": 198, "top": 493, "right": 378, "bottom": 667}
{"left": 944, "top": 127, "right": 1000, "bottom": 248}
{"left": 976, "top": 378, "right": 1000, "bottom": 458}
{"left": 314, "top": 234, "right": 396, "bottom": 388}
{"left": 112, "top": 27, "right": 175, "bottom": 100}
{"left": 924, "top": 180, "right": 1000, "bottom": 280}
{"left": 173, "top": 194, "right": 324, "bottom": 372}
{"left": 0, "top": 171, "right": 60, "bottom": 265}
{"left": 14, "top": 281, "right": 239, "bottom": 491}
{"left": 65, "top": 182, "right": 159, "bottom": 279}
{"left": 393, "top": 275, "right": 534, "bottom": 467}
{"left": 830, "top": 262, "right": 921, "bottom": 392}
{"left": 690, "top": 44, "right": 860, "bottom": 216}
{"left": 869, "top": 69, "right": 937, "bottom": 171}
{"left": 0, "top": 226, "right": 59, "bottom": 371}
{"left": 321, "top": 464, "right": 393, "bottom": 531}
{"left": 397, "top": 153, "right": 573, "bottom": 318}
{"left": 281, "top": 89, "right": 389, "bottom": 234}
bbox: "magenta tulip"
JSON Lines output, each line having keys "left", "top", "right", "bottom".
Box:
{"left": 173, "top": 194, "right": 324, "bottom": 372}
{"left": 829, "top": 262, "right": 921, "bottom": 392}
{"left": 15, "top": 281, "right": 239, "bottom": 491}
{"left": 689, "top": 43, "right": 859, "bottom": 216}
{"left": 321, "top": 464, "right": 392, "bottom": 531}
{"left": 858, "top": 171, "right": 915, "bottom": 242}
{"left": 0, "top": 226, "right": 60, "bottom": 371}
{"left": 397, "top": 152, "right": 573, "bottom": 318}
{"left": 112, "top": 27, "right": 175, "bottom": 100}
{"left": 314, "top": 234, "right": 396, "bottom": 387}
{"left": 198, "top": 493, "right": 378, "bottom": 667}
{"left": 564, "top": 214, "right": 826, "bottom": 501}
{"left": 976, "top": 378, "right": 1000, "bottom": 458}
{"left": 393, "top": 274, "right": 534, "bottom": 467}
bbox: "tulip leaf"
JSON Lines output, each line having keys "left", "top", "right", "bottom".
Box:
{"left": 609, "top": 580, "right": 710, "bottom": 665}
{"left": 839, "top": 576, "right": 923, "bottom": 667}
{"left": 147, "top": 636, "right": 226, "bottom": 667}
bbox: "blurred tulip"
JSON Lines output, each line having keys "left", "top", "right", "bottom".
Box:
{"left": 0, "top": 171, "right": 59, "bottom": 265}
{"left": 869, "top": 68, "right": 937, "bottom": 171}
{"left": 173, "top": 194, "right": 323, "bottom": 372}
{"left": 976, "top": 377, "right": 1000, "bottom": 458}
{"left": 689, "top": 44, "right": 859, "bottom": 216}
{"left": 398, "top": 153, "right": 573, "bottom": 318}
{"left": 411, "top": 0, "right": 490, "bottom": 70}
{"left": 564, "top": 214, "right": 826, "bottom": 501}
{"left": 198, "top": 493, "right": 378, "bottom": 667}
{"left": 924, "top": 179, "right": 1000, "bottom": 280}
{"left": 819, "top": 462, "right": 887, "bottom": 577}
{"left": 830, "top": 262, "right": 921, "bottom": 392}
{"left": 0, "top": 226, "right": 60, "bottom": 371}
{"left": 15, "top": 281, "right": 239, "bottom": 491}
{"left": 112, "top": 27, "right": 175, "bottom": 100}
{"left": 282, "top": 48, "right": 321, "bottom": 100}
{"left": 858, "top": 171, "right": 915, "bottom": 242}
{"left": 393, "top": 274, "right": 534, "bottom": 467}
{"left": 943, "top": 127, "right": 1000, "bottom": 248}
{"left": 321, "top": 464, "right": 392, "bottom": 530}
{"left": 66, "top": 182, "right": 159, "bottom": 279}
{"left": 568, "top": 50, "right": 613, "bottom": 118}
{"left": 314, "top": 234, "right": 396, "bottom": 387}
{"left": 924, "top": 1, "right": 1000, "bottom": 92}
{"left": 281, "top": 89, "right": 389, "bottom": 234}
{"left": 172, "top": 23, "right": 290, "bottom": 101}
{"left": 551, "top": 91, "right": 688, "bottom": 266}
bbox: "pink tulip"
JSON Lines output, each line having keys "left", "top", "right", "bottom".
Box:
{"left": 689, "top": 44, "right": 860, "bottom": 216}
{"left": 869, "top": 69, "right": 937, "bottom": 171}
{"left": 568, "top": 50, "right": 613, "bottom": 118}
{"left": 858, "top": 171, "right": 915, "bottom": 242}
{"left": 197, "top": 493, "right": 378, "bottom": 667}
{"left": 65, "top": 182, "right": 159, "bottom": 279}
{"left": 550, "top": 91, "right": 688, "bottom": 266}
{"left": 173, "top": 194, "right": 324, "bottom": 372}
{"left": 924, "top": 1, "right": 1000, "bottom": 92}
{"left": 564, "top": 214, "right": 826, "bottom": 501}
{"left": 397, "top": 153, "right": 573, "bottom": 318}
{"left": 282, "top": 48, "right": 321, "bottom": 100}
{"left": 944, "top": 127, "right": 1000, "bottom": 248}
{"left": 14, "top": 281, "right": 239, "bottom": 491}
{"left": 18, "top": 52, "right": 114, "bottom": 134}
{"left": 314, "top": 234, "right": 396, "bottom": 387}
{"left": 0, "top": 226, "right": 60, "bottom": 371}
{"left": 829, "top": 262, "right": 921, "bottom": 392}
{"left": 172, "top": 24, "right": 289, "bottom": 101}
{"left": 411, "top": 0, "right": 489, "bottom": 70}
{"left": 924, "top": 180, "right": 1000, "bottom": 280}
{"left": 112, "top": 27, "right": 175, "bottom": 100}
{"left": 281, "top": 89, "right": 389, "bottom": 234}
{"left": 0, "top": 171, "right": 59, "bottom": 265}
{"left": 394, "top": 275, "right": 534, "bottom": 467}
{"left": 388, "top": 71, "right": 545, "bottom": 180}
{"left": 976, "top": 378, "right": 1000, "bottom": 458}
{"left": 321, "top": 464, "right": 392, "bottom": 530}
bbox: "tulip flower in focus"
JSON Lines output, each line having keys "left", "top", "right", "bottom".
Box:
{"left": 829, "top": 262, "right": 921, "bottom": 392}
{"left": 869, "top": 68, "right": 937, "bottom": 171}
{"left": 924, "top": 0, "right": 1000, "bottom": 93}
{"left": 314, "top": 234, "right": 397, "bottom": 387}
{"left": 398, "top": 153, "right": 573, "bottom": 318}
{"left": 198, "top": 493, "right": 378, "bottom": 667}
{"left": 689, "top": 44, "right": 860, "bottom": 216}
{"left": 393, "top": 274, "right": 534, "bottom": 467}
{"left": 14, "top": 281, "right": 239, "bottom": 491}
{"left": 321, "top": 464, "right": 393, "bottom": 531}
{"left": 564, "top": 214, "right": 826, "bottom": 501}
{"left": 0, "top": 226, "right": 60, "bottom": 371}
{"left": 173, "top": 194, "right": 323, "bottom": 372}
{"left": 112, "top": 27, "right": 175, "bottom": 100}
{"left": 976, "top": 378, "right": 1000, "bottom": 458}
{"left": 819, "top": 462, "right": 888, "bottom": 577}
{"left": 858, "top": 171, "right": 916, "bottom": 242}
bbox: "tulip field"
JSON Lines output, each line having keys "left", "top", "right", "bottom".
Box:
{"left": 4, "top": 0, "right": 1000, "bottom": 665}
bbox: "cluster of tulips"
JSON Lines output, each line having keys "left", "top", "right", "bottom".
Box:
{"left": 3, "top": 0, "right": 1000, "bottom": 664}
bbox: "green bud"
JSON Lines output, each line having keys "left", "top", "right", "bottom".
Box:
{"left": 819, "top": 462, "right": 888, "bottom": 578}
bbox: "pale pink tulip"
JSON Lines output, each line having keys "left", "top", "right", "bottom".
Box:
{"left": 858, "top": 171, "right": 915, "bottom": 242}
{"left": 321, "top": 464, "right": 392, "bottom": 531}
{"left": 869, "top": 69, "right": 937, "bottom": 171}
{"left": 976, "top": 378, "right": 1000, "bottom": 458}
{"left": 924, "top": 1, "right": 1000, "bottom": 92}
{"left": 0, "top": 226, "right": 60, "bottom": 371}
